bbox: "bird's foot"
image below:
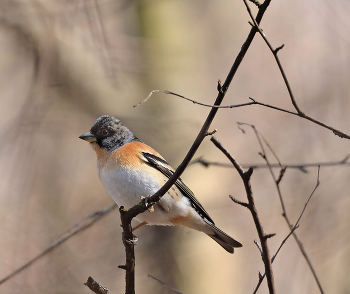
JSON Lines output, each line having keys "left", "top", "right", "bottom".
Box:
{"left": 132, "top": 221, "right": 147, "bottom": 232}
{"left": 141, "top": 195, "right": 154, "bottom": 212}
{"left": 122, "top": 232, "right": 138, "bottom": 245}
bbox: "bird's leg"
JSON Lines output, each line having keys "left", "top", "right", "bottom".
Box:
{"left": 122, "top": 233, "right": 138, "bottom": 244}
{"left": 132, "top": 221, "right": 147, "bottom": 231}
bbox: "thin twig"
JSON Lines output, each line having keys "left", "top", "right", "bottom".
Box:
{"left": 211, "top": 136, "right": 276, "bottom": 294}
{"left": 271, "top": 225, "right": 298, "bottom": 263}
{"left": 243, "top": 0, "right": 350, "bottom": 139}
{"left": 148, "top": 275, "right": 184, "bottom": 294}
{"left": 253, "top": 225, "right": 299, "bottom": 294}
{"left": 242, "top": 123, "right": 289, "bottom": 215}
{"left": 254, "top": 240, "right": 264, "bottom": 259}
{"left": 205, "top": 128, "right": 218, "bottom": 137}
{"left": 0, "top": 204, "right": 118, "bottom": 286}
{"left": 289, "top": 167, "right": 325, "bottom": 293}
{"left": 249, "top": 98, "right": 350, "bottom": 139}
{"left": 242, "top": 0, "right": 302, "bottom": 115}
{"left": 134, "top": 90, "right": 256, "bottom": 109}
{"left": 238, "top": 122, "right": 283, "bottom": 167}
{"left": 254, "top": 167, "right": 321, "bottom": 293}
{"left": 189, "top": 154, "right": 350, "bottom": 172}
{"left": 294, "top": 166, "right": 321, "bottom": 226}
{"left": 134, "top": 90, "right": 350, "bottom": 139}
{"left": 244, "top": 124, "right": 325, "bottom": 294}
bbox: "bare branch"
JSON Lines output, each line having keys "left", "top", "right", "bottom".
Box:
{"left": 127, "top": 0, "right": 272, "bottom": 215}
{"left": 134, "top": 90, "right": 350, "bottom": 139}
{"left": 265, "top": 233, "right": 276, "bottom": 240}
{"left": 189, "top": 154, "right": 350, "bottom": 172}
{"left": 242, "top": 0, "right": 350, "bottom": 140}
{"left": 134, "top": 90, "right": 256, "bottom": 109}
{"left": 254, "top": 240, "right": 264, "bottom": 258}
{"left": 253, "top": 225, "right": 299, "bottom": 294}
{"left": 254, "top": 168, "right": 320, "bottom": 293}
{"left": 205, "top": 129, "right": 218, "bottom": 137}
{"left": 271, "top": 225, "right": 299, "bottom": 263}
{"left": 210, "top": 137, "right": 244, "bottom": 177}
{"left": 244, "top": 124, "right": 325, "bottom": 294}
{"left": 242, "top": 0, "right": 302, "bottom": 115}
{"left": 85, "top": 276, "right": 109, "bottom": 294}
{"left": 148, "top": 275, "right": 184, "bottom": 294}
{"left": 276, "top": 166, "right": 287, "bottom": 185}
{"left": 294, "top": 166, "right": 321, "bottom": 227}
{"left": 249, "top": 98, "right": 350, "bottom": 139}
{"left": 211, "top": 136, "right": 276, "bottom": 294}
{"left": 229, "top": 195, "right": 249, "bottom": 208}
{"left": 238, "top": 122, "right": 283, "bottom": 167}
{"left": 249, "top": 0, "right": 262, "bottom": 8}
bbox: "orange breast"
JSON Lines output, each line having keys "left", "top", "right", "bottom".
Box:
{"left": 91, "top": 141, "right": 165, "bottom": 171}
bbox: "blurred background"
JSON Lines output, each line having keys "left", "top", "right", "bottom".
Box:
{"left": 0, "top": 0, "right": 349, "bottom": 293}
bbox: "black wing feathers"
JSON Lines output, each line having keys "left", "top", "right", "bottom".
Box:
{"left": 142, "top": 152, "right": 214, "bottom": 224}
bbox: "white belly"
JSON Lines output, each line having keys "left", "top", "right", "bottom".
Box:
{"left": 98, "top": 165, "right": 191, "bottom": 225}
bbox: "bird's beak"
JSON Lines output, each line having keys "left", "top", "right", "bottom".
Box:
{"left": 79, "top": 132, "right": 97, "bottom": 142}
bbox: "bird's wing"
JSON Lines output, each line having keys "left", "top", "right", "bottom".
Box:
{"left": 142, "top": 152, "right": 215, "bottom": 224}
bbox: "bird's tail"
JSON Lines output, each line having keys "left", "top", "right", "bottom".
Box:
{"left": 205, "top": 220, "right": 242, "bottom": 254}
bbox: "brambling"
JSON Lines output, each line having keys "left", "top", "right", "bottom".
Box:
{"left": 79, "top": 115, "right": 242, "bottom": 253}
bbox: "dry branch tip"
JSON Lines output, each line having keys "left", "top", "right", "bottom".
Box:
{"left": 265, "top": 233, "right": 276, "bottom": 240}
{"left": 274, "top": 44, "right": 284, "bottom": 54}
{"left": 217, "top": 79, "right": 223, "bottom": 93}
{"left": 84, "top": 276, "right": 109, "bottom": 294}
{"left": 249, "top": 0, "right": 262, "bottom": 7}
{"left": 148, "top": 275, "right": 185, "bottom": 294}
{"left": 229, "top": 195, "right": 249, "bottom": 208}
{"left": 254, "top": 240, "right": 263, "bottom": 256}
{"left": 243, "top": 167, "right": 254, "bottom": 180}
{"left": 340, "top": 154, "right": 350, "bottom": 163}
{"left": 276, "top": 166, "right": 287, "bottom": 185}
{"left": 205, "top": 128, "right": 218, "bottom": 137}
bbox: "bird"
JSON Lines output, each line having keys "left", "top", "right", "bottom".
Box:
{"left": 79, "top": 115, "right": 242, "bottom": 253}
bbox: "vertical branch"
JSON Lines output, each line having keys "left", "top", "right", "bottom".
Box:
{"left": 211, "top": 137, "right": 275, "bottom": 294}
{"left": 241, "top": 123, "right": 325, "bottom": 294}
{"left": 118, "top": 207, "right": 136, "bottom": 294}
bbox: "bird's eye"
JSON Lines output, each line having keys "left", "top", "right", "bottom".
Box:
{"left": 102, "top": 129, "right": 108, "bottom": 136}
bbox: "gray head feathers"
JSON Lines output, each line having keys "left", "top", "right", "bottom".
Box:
{"left": 90, "top": 115, "right": 140, "bottom": 152}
